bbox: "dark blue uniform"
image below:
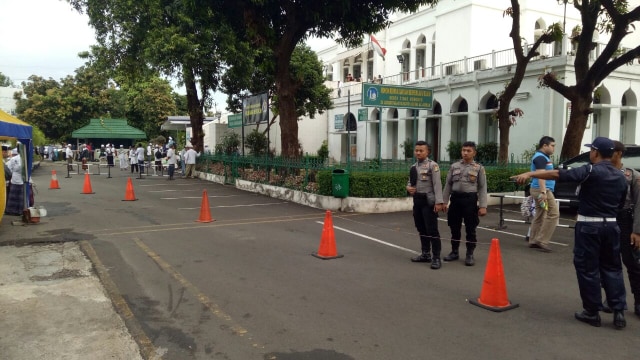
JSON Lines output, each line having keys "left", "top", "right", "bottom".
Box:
{"left": 559, "top": 161, "right": 627, "bottom": 312}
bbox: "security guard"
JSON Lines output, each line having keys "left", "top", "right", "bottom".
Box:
{"left": 512, "top": 137, "right": 628, "bottom": 329}
{"left": 406, "top": 141, "right": 444, "bottom": 269}
{"left": 442, "top": 141, "right": 487, "bottom": 266}
{"left": 610, "top": 141, "right": 640, "bottom": 318}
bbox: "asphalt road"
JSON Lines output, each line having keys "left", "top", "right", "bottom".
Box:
{"left": 8, "top": 162, "right": 638, "bottom": 359}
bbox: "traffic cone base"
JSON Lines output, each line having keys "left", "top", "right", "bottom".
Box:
{"left": 49, "top": 170, "right": 60, "bottom": 189}
{"left": 122, "top": 177, "right": 138, "bottom": 201}
{"left": 196, "top": 189, "right": 215, "bottom": 223}
{"left": 469, "top": 238, "right": 519, "bottom": 312}
{"left": 312, "top": 210, "right": 343, "bottom": 260}
{"left": 81, "top": 173, "right": 95, "bottom": 194}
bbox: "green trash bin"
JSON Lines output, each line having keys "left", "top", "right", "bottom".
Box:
{"left": 332, "top": 169, "right": 349, "bottom": 198}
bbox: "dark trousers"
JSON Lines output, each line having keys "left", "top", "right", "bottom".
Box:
{"left": 168, "top": 164, "right": 175, "bottom": 179}
{"left": 574, "top": 221, "right": 626, "bottom": 312}
{"left": 617, "top": 210, "right": 640, "bottom": 296}
{"left": 447, "top": 193, "right": 479, "bottom": 254}
{"left": 412, "top": 197, "right": 441, "bottom": 257}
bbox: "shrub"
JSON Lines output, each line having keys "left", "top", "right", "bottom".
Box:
{"left": 446, "top": 141, "right": 462, "bottom": 161}
{"left": 476, "top": 142, "right": 498, "bottom": 164}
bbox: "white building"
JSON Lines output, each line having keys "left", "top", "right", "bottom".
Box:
{"left": 311, "top": 0, "right": 640, "bottom": 163}
{"left": 0, "top": 86, "right": 20, "bottom": 115}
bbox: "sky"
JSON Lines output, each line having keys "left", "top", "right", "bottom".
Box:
{"left": 0, "top": 0, "right": 335, "bottom": 113}
{"left": 0, "top": 0, "right": 96, "bottom": 85}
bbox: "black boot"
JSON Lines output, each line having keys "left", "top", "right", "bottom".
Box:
{"left": 613, "top": 310, "right": 626, "bottom": 329}
{"left": 465, "top": 253, "right": 475, "bottom": 266}
{"left": 443, "top": 251, "right": 459, "bottom": 262}
{"left": 430, "top": 257, "right": 441, "bottom": 270}
{"left": 411, "top": 253, "right": 432, "bottom": 263}
{"left": 575, "top": 310, "right": 601, "bottom": 327}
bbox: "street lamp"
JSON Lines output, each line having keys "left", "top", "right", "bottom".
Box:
{"left": 557, "top": 0, "right": 580, "bottom": 34}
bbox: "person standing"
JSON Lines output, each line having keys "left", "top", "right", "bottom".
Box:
{"left": 528, "top": 136, "right": 559, "bottom": 252}
{"left": 65, "top": 145, "right": 74, "bottom": 171}
{"left": 610, "top": 141, "right": 640, "bottom": 318}
{"left": 512, "top": 137, "right": 628, "bottom": 329}
{"left": 118, "top": 145, "right": 128, "bottom": 171}
{"left": 179, "top": 146, "right": 187, "bottom": 175}
{"left": 406, "top": 141, "right": 444, "bottom": 269}
{"left": 129, "top": 146, "right": 138, "bottom": 173}
{"left": 5, "top": 148, "right": 24, "bottom": 216}
{"left": 136, "top": 143, "right": 145, "bottom": 174}
{"left": 442, "top": 141, "right": 487, "bottom": 266}
{"left": 106, "top": 144, "right": 115, "bottom": 167}
{"left": 183, "top": 144, "right": 200, "bottom": 178}
{"left": 166, "top": 144, "right": 177, "bottom": 180}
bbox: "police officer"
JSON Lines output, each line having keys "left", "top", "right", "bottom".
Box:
{"left": 442, "top": 141, "right": 487, "bottom": 266}
{"left": 610, "top": 141, "right": 640, "bottom": 318}
{"left": 512, "top": 137, "right": 628, "bottom": 329}
{"left": 406, "top": 141, "right": 444, "bottom": 269}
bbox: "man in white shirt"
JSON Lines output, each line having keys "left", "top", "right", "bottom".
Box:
{"left": 165, "top": 144, "right": 177, "bottom": 180}
{"left": 183, "top": 144, "right": 200, "bottom": 178}
{"left": 65, "top": 145, "right": 74, "bottom": 171}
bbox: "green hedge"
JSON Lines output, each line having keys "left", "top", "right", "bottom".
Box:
{"left": 316, "top": 166, "right": 529, "bottom": 198}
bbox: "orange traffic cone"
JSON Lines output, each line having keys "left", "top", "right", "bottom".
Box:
{"left": 469, "top": 238, "right": 519, "bottom": 312}
{"left": 49, "top": 170, "right": 60, "bottom": 189}
{"left": 81, "top": 172, "right": 95, "bottom": 194}
{"left": 195, "top": 189, "right": 215, "bottom": 223}
{"left": 312, "top": 210, "right": 344, "bottom": 260}
{"left": 122, "top": 177, "right": 138, "bottom": 201}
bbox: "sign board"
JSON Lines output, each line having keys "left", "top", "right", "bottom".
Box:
{"left": 358, "top": 108, "right": 368, "bottom": 122}
{"left": 334, "top": 114, "right": 344, "bottom": 130}
{"left": 228, "top": 114, "right": 242, "bottom": 128}
{"left": 243, "top": 93, "right": 269, "bottom": 125}
{"left": 361, "top": 83, "right": 433, "bottom": 110}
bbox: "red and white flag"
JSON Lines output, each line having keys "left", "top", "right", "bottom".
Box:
{"left": 370, "top": 34, "right": 386, "bottom": 60}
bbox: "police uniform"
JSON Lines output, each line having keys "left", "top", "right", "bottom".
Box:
{"left": 615, "top": 167, "right": 640, "bottom": 315}
{"left": 408, "top": 158, "right": 444, "bottom": 268}
{"left": 559, "top": 159, "right": 627, "bottom": 326}
{"left": 442, "top": 159, "right": 487, "bottom": 265}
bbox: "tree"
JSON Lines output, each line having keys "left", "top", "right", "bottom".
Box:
{"left": 222, "top": 44, "right": 333, "bottom": 151}
{"left": 496, "top": 1, "right": 562, "bottom": 164}
{"left": 212, "top": 0, "right": 438, "bottom": 157}
{"left": 68, "top": 0, "right": 231, "bottom": 152}
{"left": 540, "top": 0, "right": 640, "bottom": 160}
{"left": 0, "top": 72, "right": 13, "bottom": 87}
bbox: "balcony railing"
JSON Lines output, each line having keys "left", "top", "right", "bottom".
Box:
{"left": 328, "top": 42, "right": 634, "bottom": 98}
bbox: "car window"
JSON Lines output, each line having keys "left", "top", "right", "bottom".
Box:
{"left": 559, "top": 152, "right": 590, "bottom": 169}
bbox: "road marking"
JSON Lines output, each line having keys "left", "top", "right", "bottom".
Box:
{"left": 79, "top": 241, "right": 159, "bottom": 360}
{"left": 317, "top": 221, "right": 420, "bottom": 255}
{"left": 132, "top": 238, "right": 264, "bottom": 351}
{"left": 178, "top": 202, "right": 288, "bottom": 210}
{"left": 163, "top": 195, "right": 237, "bottom": 200}
{"left": 149, "top": 189, "right": 200, "bottom": 193}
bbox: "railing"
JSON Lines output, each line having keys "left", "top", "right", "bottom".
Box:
{"left": 326, "top": 42, "right": 595, "bottom": 97}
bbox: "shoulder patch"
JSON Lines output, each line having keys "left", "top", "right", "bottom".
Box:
{"left": 432, "top": 164, "right": 439, "bottom": 172}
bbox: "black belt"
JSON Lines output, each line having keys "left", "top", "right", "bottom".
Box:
{"left": 413, "top": 193, "right": 429, "bottom": 199}
{"left": 451, "top": 192, "right": 477, "bottom": 198}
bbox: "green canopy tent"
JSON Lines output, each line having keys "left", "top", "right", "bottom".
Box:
{"left": 71, "top": 118, "right": 146, "bottom": 142}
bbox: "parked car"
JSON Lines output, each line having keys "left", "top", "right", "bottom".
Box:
{"left": 553, "top": 145, "right": 640, "bottom": 206}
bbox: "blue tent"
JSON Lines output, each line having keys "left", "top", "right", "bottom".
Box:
{"left": 0, "top": 110, "right": 33, "bottom": 221}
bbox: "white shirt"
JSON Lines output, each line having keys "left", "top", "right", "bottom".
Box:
{"left": 166, "top": 148, "right": 177, "bottom": 165}
{"left": 136, "top": 147, "right": 145, "bottom": 161}
{"left": 8, "top": 154, "right": 23, "bottom": 185}
{"left": 184, "top": 149, "right": 200, "bottom": 165}
{"left": 66, "top": 147, "right": 73, "bottom": 158}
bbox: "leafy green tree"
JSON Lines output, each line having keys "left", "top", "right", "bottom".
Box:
{"left": 211, "top": 0, "right": 438, "bottom": 157}
{"left": 0, "top": 72, "right": 13, "bottom": 87}
{"left": 245, "top": 129, "right": 269, "bottom": 156}
{"left": 68, "top": 0, "right": 232, "bottom": 152}
{"left": 539, "top": 0, "right": 640, "bottom": 159}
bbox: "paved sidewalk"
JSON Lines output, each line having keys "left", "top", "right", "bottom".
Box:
{"left": 0, "top": 242, "right": 143, "bottom": 360}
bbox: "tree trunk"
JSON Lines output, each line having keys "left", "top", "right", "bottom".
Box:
{"left": 183, "top": 67, "right": 204, "bottom": 152}
{"left": 274, "top": 42, "right": 300, "bottom": 158}
{"left": 560, "top": 96, "right": 591, "bottom": 161}
{"left": 497, "top": 106, "right": 512, "bottom": 165}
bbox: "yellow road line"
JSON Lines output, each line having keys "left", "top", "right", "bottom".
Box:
{"left": 132, "top": 238, "right": 264, "bottom": 351}
{"left": 79, "top": 240, "right": 159, "bottom": 360}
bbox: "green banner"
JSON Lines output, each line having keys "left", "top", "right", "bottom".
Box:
{"left": 228, "top": 114, "right": 242, "bottom": 128}
{"left": 358, "top": 108, "right": 368, "bottom": 122}
{"left": 361, "top": 83, "right": 433, "bottom": 110}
